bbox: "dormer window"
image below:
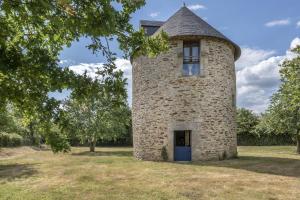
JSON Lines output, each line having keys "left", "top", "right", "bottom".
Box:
{"left": 140, "top": 20, "right": 164, "bottom": 36}
{"left": 183, "top": 41, "right": 200, "bottom": 76}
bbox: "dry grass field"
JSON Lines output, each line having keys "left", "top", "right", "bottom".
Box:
{"left": 0, "top": 146, "right": 300, "bottom": 200}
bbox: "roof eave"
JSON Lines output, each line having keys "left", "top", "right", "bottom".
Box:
{"left": 156, "top": 34, "right": 241, "bottom": 61}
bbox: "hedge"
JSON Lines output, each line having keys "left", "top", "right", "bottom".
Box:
{"left": 0, "top": 132, "right": 23, "bottom": 147}
{"left": 238, "top": 134, "right": 295, "bottom": 146}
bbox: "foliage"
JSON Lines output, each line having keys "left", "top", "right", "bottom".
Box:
{"left": 45, "top": 129, "right": 70, "bottom": 153}
{"left": 94, "top": 105, "right": 132, "bottom": 146}
{"left": 62, "top": 100, "right": 130, "bottom": 152}
{"left": 0, "top": 107, "right": 15, "bottom": 133}
{"left": 161, "top": 146, "right": 168, "bottom": 161}
{"left": 119, "top": 30, "right": 169, "bottom": 59}
{"left": 0, "top": 132, "right": 23, "bottom": 147}
{"left": 236, "top": 107, "right": 294, "bottom": 146}
{"left": 237, "top": 108, "right": 259, "bottom": 136}
{"left": 0, "top": 0, "right": 167, "bottom": 113}
{"left": 261, "top": 46, "right": 300, "bottom": 153}
{"left": 0, "top": 0, "right": 169, "bottom": 152}
{"left": 23, "top": 120, "right": 43, "bottom": 146}
{"left": 0, "top": 105, "right": 25, "bottom": 134}
{"left": 61, "top": 68, "right": 129, "bottom": 152}
{"left": 237, "top": 134, "right": 294, "bottom": 146}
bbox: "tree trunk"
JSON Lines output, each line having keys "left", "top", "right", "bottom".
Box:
{"left": 29, "top": 123, "right": 35, "bottom": 145}
{"left": 297, "top": 135, "right": 300, "bottom": 154}
{"left": 89, "top": 139, "right": 96, "bottom": 152}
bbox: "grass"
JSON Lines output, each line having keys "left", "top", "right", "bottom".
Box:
{"left": 0, "top": 146, "right": 300, "bottom": 200}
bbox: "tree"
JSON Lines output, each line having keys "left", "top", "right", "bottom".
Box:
{"left": 263, "top": 46, "right": 300, "bottom": 153}
{"left": 237, "top": 108, "right": 259, "bottom": 136}
{"left": 0, "top": 0, "right": 168, "bottom": 107}
{"left": 0, "top": 106, "right": 18, "bottom": 133}
{"left": 0, "top": 0, "right": 167, "bottom": 112}
{"left": 61, "top": 69, "right": 129, "bottom": 152}
{"left": 0, "top": 1, "right": 168, "bottom": 151}
{"left": 0, "top": 104, "right": 26, "bottom": 134}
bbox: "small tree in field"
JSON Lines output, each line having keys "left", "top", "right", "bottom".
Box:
{"left": 263, "top": 46, "right": 300, "bottom": 153}
{"left": 62, "top": 70, "right": 129, "bottom": 152}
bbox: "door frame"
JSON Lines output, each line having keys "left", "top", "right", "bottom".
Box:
{"left": 173, "top": 130, "right": 192, "bottom": 161}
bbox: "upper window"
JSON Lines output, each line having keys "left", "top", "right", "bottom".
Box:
{"left": 141, "top": 26, "right": 161, "bottom": 36}
{"left": 182, "top": 41, "right": 200, "bottom": 76}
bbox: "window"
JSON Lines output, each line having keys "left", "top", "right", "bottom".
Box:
{"left": 183, "top": 41, "right": 200, "bottom": 76}
{"left": 142, "top": 26, "right": 161, "bottom": 36}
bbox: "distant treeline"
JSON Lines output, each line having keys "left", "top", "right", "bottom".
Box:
{"left": 0, "top": 104, "right": 132, "bottom": 148}
{"left": 237, "top": 134, "right": 294, "bottom": 146}
{"left": 69, "top": 132, "right": 132, "bottom": 147}
{"left": 237, "top": 108, "right": 295, "bottom": 146}
{"left": 0, "top": 105, "right": 296, "bottom": 148}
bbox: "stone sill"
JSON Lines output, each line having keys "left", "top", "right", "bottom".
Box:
{"left": 180, "top": 74, "right": 205, "bottom": 78}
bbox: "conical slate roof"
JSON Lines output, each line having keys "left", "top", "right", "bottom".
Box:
{"left": 154, "top": 6, "right": 241, "bottom": 60}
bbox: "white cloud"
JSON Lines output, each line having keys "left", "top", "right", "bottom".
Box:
{"left": 58, "top": 59, "right": 76, "bottom": 67}
{"left": 149, "top": 12, "right": 159, "bottom": 18}
{"left": 237, "top": 55, "right": 283, "bottom": 113}
{"left": 69, "top": 58, "right": 133, "bottom": 105}
{"left": 290, "top": 37, "right": 300, "bottom": 49}
{"left": 69, "top": 63, "right": 101, "bottom": 79}
{"left": 236, "top": 37, "right": 300, "bottom": 113}
{"left": 265, "top": 19, "right": 290, "bottom": 27}
{"left": 297, "top": 21, "right": 300, "bottom": 28}
{"left": 187, "top": 4, "right": 206, "bottom": 10}
{"left": 114, "top": 59, "right": 132, "bottom": 105}
{"left": 235, "top": 48, "right": 276, "bottom": 71}
{"left": 59, "top": 59, "right": 69, "bottom": 64}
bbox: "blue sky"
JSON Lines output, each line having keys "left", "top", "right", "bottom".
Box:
{"left": 56, "top": 0, "right": 300, "bottom": 113}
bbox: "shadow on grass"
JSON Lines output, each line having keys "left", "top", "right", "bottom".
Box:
{"left": 177, "top": 156, "right": 300, "bottom": 178}
{"left": 0, "top": 163, "right": 38, "bottom": 181}
{"left": 72, "top": 150, "right": 133, "bottom": 157}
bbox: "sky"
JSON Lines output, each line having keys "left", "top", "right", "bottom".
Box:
{"left": 54, "top": 0, "right": 300, "bottom": 113}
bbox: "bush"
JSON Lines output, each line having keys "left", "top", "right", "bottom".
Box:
{"left": 237, "top": 108, "right": 259, "bottom": 137}
{"left": 161, "top": 146, "right": 168, "bottom": 161}
{"left": 0, "top": 132, "right": 23, "bottom": 147}
{"left": 45, "top": 130, "right": 70, "bottom": 153}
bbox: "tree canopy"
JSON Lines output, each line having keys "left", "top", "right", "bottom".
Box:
{"left": 261, "top": 46, "right": 300, "bottom": 153}
{"left": 0, "top": 0, "right": 168, "bottom": 151}
{"left": 0, "top": 0, "right": 168, "bottom": 117}
{"left": 60, "top": 68, "right": 129, "bottom": 152}
{"left": 237, "top": 108, "right": 259, "bottom": 137}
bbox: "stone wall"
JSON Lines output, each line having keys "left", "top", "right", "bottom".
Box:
{"left": 132, "top": 37, "right": 237, "bottom": 161}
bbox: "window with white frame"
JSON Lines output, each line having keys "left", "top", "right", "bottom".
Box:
{"left": 182, "top": 41, "right": 200, "bottom": 76}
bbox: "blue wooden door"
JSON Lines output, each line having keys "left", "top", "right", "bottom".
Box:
{"left": 174, "top": 146, "right": 191, "bottom": 161}
{"left": 174, "top": 130, "right": 191, "bottom": 161}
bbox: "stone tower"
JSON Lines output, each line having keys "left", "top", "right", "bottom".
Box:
{"left": 131, "top": 6, "right": 241, "bottom": 161}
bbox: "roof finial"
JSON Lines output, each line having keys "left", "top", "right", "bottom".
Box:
{"left": 183, "top": 2, "right": 186, "bottom": 7}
